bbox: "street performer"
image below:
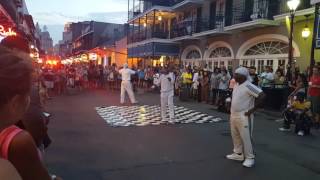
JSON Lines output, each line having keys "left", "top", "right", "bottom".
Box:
{"left": 118, "top": 63, "right": 138, "bottom": 105}
{"left": 156, "top": 67, "right": 175, "bottom": 122}
{"left": 226, "top": 67, "right": 265, "bottom": 168}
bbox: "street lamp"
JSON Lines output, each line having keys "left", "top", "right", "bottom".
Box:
{"left": 287, "top": 0, "right": 300, "bottom": 81}
{"left": 302, "top": 26, "right": 311, "bottom": 39}
{"left": 302, "top": 15, "right": 311, "bottom": 39}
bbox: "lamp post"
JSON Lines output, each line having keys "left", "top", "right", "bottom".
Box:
{"left": 287, "top": 0, "right": 300, "bottom": 81}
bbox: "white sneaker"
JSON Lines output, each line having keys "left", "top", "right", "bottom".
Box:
{"left": 279, "top": 127, "right": 291, "bottom": 132}
{"left": 226, "top": 153, "right": 244, "bottom": 161}
{"left": 243, "top": 158, "right": 255, "bottom": 168}
{"left": 298, "top": 131, "right": 304, "bottom": 136}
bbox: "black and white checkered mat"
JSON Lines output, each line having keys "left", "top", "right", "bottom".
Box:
{"left": 96, "top": 105, "right": 224, "bottom": 127}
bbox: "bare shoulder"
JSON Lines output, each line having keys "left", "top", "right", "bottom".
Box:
{"left": 0, "top": 159, "right": 22, "bottom": 180}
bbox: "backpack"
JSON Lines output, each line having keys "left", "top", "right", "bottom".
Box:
{"left": 0, "top": 126, "right": 22, "bottom": 159}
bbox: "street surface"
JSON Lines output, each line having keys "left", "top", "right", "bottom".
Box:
{"left": 45, "top": 89, "right": 320, "bottom": 180}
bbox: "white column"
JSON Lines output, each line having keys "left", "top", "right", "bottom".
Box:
{"left": 103, "top": 55, "right": 107, "bottom": 66}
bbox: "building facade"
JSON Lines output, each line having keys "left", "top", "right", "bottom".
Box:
{"left": 127, "top": 0, "right": 319, "bottom": 73}
{"left": 0, "top": 0, "right": 38, "bottom": 48}
{"left": 71, "top": 21, "right": 126, "bottom": 55}
{"left": 39, "top": 25, "right": 54, "bottom": 55}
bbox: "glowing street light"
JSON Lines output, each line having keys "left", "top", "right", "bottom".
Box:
{"left": 287, "top": 0, "right": 300, "bottom": 11}
{"left": 302, "top": 27, "right": 311, "bottom": 39}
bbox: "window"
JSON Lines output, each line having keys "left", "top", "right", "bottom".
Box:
{"left": 186, "top": 50, "right": 201, "bottom": 59}
{"left": 257, "top": 60, "right": 265, "bottom": 74}
{"left": 209, "top": 47, "right": 231, "bottom": 58}
{"left": 250, "top": 60, "right": 255, "bottom": 67}
{"left": 228, "top": 61, "right": 232, "bottom": 69}
{"left": 244, "top": 41, "right": 289, "bottom": 56}
{"left": 214, "top": 61, "right": 219, "bottom": 68}
{"left": 242, "top": 60, "right": 248, "bottom": 67}
{"left": 209, "top": 61, "right": 213, "bottom": 70}
{"left": 220, "top": 61, "right": 225, "bottom": 67}
{"left": 278, "top": 59, "right": 285, "bottom": 66}
{"left": 266, "top": 60, "right": 273, "bottom": 66}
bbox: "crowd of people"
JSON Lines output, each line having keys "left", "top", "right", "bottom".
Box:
{"left": 0, "top": 36, "right": 320, "bottom": 177}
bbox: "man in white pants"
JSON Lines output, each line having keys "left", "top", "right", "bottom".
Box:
{"left": 157, "top": 67, "right": 175, "bottom": 122}
{"left": 226, "top": 67, "right": 265, "bottom": 168}
{"left": 119, "top": 63, "right": 138, "bottom": 104}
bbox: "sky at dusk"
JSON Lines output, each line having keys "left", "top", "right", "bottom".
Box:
{"left": 25, "top": 0, "right": 128, "bottom": 44}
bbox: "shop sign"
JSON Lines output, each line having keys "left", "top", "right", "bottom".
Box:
{"left": 0, "top": 25, "right": 17, "bottom": 37}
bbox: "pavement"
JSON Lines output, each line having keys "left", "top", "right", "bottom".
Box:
{"left": 45, "top": 89, "right": 320, "bottom": 180}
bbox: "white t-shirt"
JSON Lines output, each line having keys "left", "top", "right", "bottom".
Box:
{"left": 119, "top": 68, "right": 135, "bottom": 81}
{"left": 193, "top": 72, "right": 199, "bottom": 82}
{"left": 231, "top": 81, "right": 263, "bottom": 113}
{"left": 158, "top": 73, "right": 175, "bottom": 93}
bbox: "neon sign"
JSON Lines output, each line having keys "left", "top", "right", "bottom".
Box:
{"left": 0, "top": 25, "right": 17, "bottom": 37}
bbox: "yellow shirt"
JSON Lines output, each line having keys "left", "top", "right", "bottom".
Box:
{"left": 182, "top": 72, "right": 192, "bottom": 84}
{"left": 292, "top": 101, "right": 311, "bottom": 110}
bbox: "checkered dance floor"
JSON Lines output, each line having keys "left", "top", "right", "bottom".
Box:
{"left": 96, "top": 105, "right": 224, "bottom": 127}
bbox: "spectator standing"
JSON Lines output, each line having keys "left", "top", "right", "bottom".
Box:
{"left": 274, "top": 70, "right": 286, "bottom": 88}
{"left": 192, "top": 68, "right": 200, "bottom": 100}
{"left": 308, "top": 66, "right": 320, "bottom": 129}
{"left": 0, "top": 48, "right": 53, "bottom": 180}
{"left": 249, "top": 67, "right": 259, "bottom": 86}
{"left": 210, "top": 68, "right": 220, "bottom": 105}
{"left": 201, "top": 71, "right": 210, "bottom": 103}
{"left": 260, "top": 66, "right": 274, "bottom": 87}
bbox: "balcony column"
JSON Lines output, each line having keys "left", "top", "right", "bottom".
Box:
{"left": 152, "top": 10, "right": 156, "bottom": 38}
{"left": 131, "top": 22, "right": 134, "bottom": 43}
{"left": 168, "top": 18, "right": 171, "bottom": 39}
{"left": 133, "top": 0, "right": 135, "bottom": 14}
{"left": 138, "top": 18, "right": 141, "bottom": 41}
{"left": 145, "top": 14, "right": 147, "bottom": 40}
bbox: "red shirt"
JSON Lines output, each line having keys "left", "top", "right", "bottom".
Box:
{"left": 308, "top": 76, "right": 320, "bottom": 97}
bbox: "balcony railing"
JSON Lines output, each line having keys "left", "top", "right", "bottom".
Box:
{"left": 171, "top": 19, "right": 194, "bottom": 38}
{"left": 128, "top": 29, "right": 169, "bottom": 44}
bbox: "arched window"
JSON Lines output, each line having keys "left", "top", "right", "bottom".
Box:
{"left": 244, "top": 41, "right": 289, "bottom": 56}
{"left": 186, "top": 50, "right": 201, "bottom": 59}
{"left": 209, "top": 47, "right": 232, "bottom": 58}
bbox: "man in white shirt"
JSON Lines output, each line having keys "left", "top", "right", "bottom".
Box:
{"left": 226, "top": 67, "right": 265, "bottom": 168}
{"left": 156, "top": 67, "right": 175, "bottom": 122}
{"left": 118, "top": 63, "right": 138, "bottom": 104}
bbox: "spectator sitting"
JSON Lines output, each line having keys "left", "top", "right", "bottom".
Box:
{"left": 280, "top": 92, "right": 312, "bottom": 136}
